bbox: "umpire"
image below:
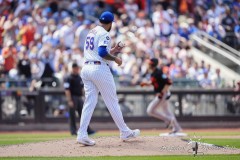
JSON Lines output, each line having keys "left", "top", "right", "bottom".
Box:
{"left": 64, "top": 63, "right": 95, "bottom": 135}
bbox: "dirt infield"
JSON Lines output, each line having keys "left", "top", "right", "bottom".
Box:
{"left": 0, "top": 136, "right": 239, "bottom": 157}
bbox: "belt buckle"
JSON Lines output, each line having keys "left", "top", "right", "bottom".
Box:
{"left": 85, "top": 61, "right": 101, "bottom": 65}
{"left": 94, "top": 61, "right": 101, "bottom": 65}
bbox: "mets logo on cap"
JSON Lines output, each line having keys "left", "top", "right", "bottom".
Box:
{"left": 99, "top": 11, "right": 114, "bottom": 23}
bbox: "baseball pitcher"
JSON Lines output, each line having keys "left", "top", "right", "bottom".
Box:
{"left": 76, "top": 11, "right": 140, "bottom": 146}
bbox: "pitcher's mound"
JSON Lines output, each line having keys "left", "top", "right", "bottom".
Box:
{"left": 0, "top": 136, "right": 239, "bottom": 157}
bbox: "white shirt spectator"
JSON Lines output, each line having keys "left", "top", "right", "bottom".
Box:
{"left": 188, "top": 65, "right": 201, "bottom": 80}
{"left": 152, "top": 9, "right": 171, "bottom": 36}
{"left": 121, "top": 47, "right": 136, "bottom": 75}
{"left": 215, "top": 4, "right": 226, "bottom": 16}
{"left": 75, "top": 20, "right": 91, "bottom": 51}
{"left": 199, "top": 75, "right": 212, "bottom": 88}
{"left": 70, "top": 45, "right": 84, "bottom": 67}
{"left": 210, "top": 69, "right": 224, "bottom": 88}
{"left": 31, "top": 59, "right": 44, "bottom": 79}
{"left": 137, "top": 25, "right": 155, "bottom": 41}
{"left": 124, "top": 0, "right": 138, "bottom": 20}
{"left": 161, "top": 21, "right": 172, "bottom": 36}
{"left": 169, "top": 33, "right": 181, "bottom": 46}
{"left": 59, "top": 20, "right": 75, "bottom": 48}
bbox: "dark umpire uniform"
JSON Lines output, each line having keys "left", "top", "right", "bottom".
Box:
{"left": 64, "top": 63, "right": 95, "bottom": 135}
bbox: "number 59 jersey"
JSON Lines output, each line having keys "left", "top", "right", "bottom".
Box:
{"left": 83, "top": 26, "right": 112, "bottom": 65}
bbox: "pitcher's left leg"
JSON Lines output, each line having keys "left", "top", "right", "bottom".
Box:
{"left": 92, "top": 69, "right": 136, "bottom": 138}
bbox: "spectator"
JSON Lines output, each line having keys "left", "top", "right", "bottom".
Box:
{"left": 2, "top": 13, "right": 16, "bottom": 46}
{"left": 211, "top": 68, "right": 225, "bottom": 88}
{"left": 19, "top": 17, "right": 36, "bottom": 48}
{"left": 124, "top": 0, "right": 139, "bottom": 20}
{"left": 136, "top": 20, "right": 155, "bottom": 41}
{"left": 75, "top": 20, "right": 92, "bottom": 51}
{"left": 199, "top": 70, "right": 212, "bottom": 88}
{"left": 17, "top": 46, "right": 31, "bottom": 80}
{"left": 188, "top": 62, "right": 200, "bottom": 80}
{"left": 234, "top": 19, "right": 240, "bottom": 49}
{"left": 42, "top": 23, "right": 59, "bottom": 48}
{"left": 32, "top": 5, "right": 46, "bottom": 35}
{"left": 222, "top": 8, "right": 236, "bottom": 46}
{"left": 0, "top": 0, "right": 235, "bottom": 90}
{"left": 199, "top": 60, "right": 206, "bottom": 74}
{"left": 179, "top": 0, "right": 194, "bottom": 15}
{"left": 39, "top": 49, "right": 55, "bottom": 86}
{"left": 121, "top": 47, "right": 136, "bottom": 75}
{"left": 179, "top": 23, "right": 191, "bottom": 40}
{"left": 14, "top": 0, "right": 31, "bottom": 17}
{"left": 130, "top": 64, "right": 141, "bottom": 86}
{"left": 2, "top": 40, "right": 17, "bottom": 74}
{"left": 82, "top": 1, "right": 96, "bottom": 17}
{"left": 152, "top": 4, "right": 171, "bottom": 37}
{"left": 187, "top": 18, "right": 198, "bottom": 34}
{"left": 169, "top": 61, "right": 185, "bottom": 79}
{"left": 30, "top": 55, "right": 44, "bottom": 80}
{"left": 0, "top": 16, "right": 5, "bottom": 50}
{"left": 135, "top": 11, "right": 147, "bottom": 27}
{"left": 70, "top": 44, "right": 84, "bottom": 67}
{"left": 208, "top": 24, "right": 226, "bottom": 40}
{"left": 59, "top": 17, "right": 75, "bottom": 49}
{"left": 54, "top": 45, "right": 69, "bottom": 73}
{"left": 74, "top": 12, "right": 85, "bottom": 28}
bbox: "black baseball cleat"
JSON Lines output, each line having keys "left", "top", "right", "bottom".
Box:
{"left": 169, "top": 128, "right": 182, "bottom": 135}
{"left": 166, "top": 121, "right": 172, "bottom": 129}
{"left": 88, "top": 130, "right": 96, "bottom": 136}
{"left": 71, "top": 133, "right": 77, "bottom": 136}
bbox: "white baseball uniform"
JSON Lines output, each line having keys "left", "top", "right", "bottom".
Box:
{"left": 147, "top": 91, "right": 181, "bottom": 132}
{"left": 77, "top": 26, "right": 132, "bottom": 139}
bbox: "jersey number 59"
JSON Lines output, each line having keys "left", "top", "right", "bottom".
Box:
{"left": 85, "top": 37, "right": 94, "bottom": 50}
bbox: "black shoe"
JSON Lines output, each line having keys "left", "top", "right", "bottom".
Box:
{"left": 88, "top": 130, "right": 96, "bottom": 136}
{"left": 166, "top": 121, "right": 172, "bottom": 129}
{"left": 71, "top": 132, "right": 77, "bottom": 136}
{"left": 169, "top": 130, "right": 177, "bottom": 135}
{"left": 166, "top": 122, "right": 170, "bottom": 128}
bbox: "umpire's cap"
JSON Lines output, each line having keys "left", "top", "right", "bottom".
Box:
{"left": 148, "top": 58, "right": 158, "bottom": 67}
{"left": 99, "top": 11, "right": 114, "bottom": 24}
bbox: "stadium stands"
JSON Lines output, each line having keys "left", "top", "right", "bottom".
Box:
{"left": 0, "top": 0, "right": 239, "bottom": 90}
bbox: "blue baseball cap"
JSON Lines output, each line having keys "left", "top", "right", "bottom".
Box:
{"left": 99, "top": 11, "right": 114, "bottom": 23}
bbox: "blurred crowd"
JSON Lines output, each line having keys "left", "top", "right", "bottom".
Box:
{"left": 0, "top": 0, "right": 239, "bottom": 90}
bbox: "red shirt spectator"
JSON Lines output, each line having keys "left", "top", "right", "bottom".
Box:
{"left": 20, "top": 18, "right": 36, "bottom": 47}
{"left": 0, "top": 13, "right": 4, "bottom": 47}
{"left": 2, "top": 41, "right": 17, "bottom": 72}
{"left": 0, "top": 27, "right": 3, "bottom": 47}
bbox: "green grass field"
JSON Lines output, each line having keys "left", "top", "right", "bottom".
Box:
{"left": 0, "top": 132, "right": 71, "bottom": 146}
{"left": 200, "top": 139, "right": 240, "bottom": 148}
{"left": 1, "top": 155, "right": 240, "bottom": 160}
{"left": 1, "top": 131, "right": 239, "bottom": 147}
{"left": 0, "top": 130, "right": 239, "bottom": 160}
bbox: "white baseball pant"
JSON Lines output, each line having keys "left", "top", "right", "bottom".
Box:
{"left": 77, "top": 64, "right": 132, "bottom": 138}
{"left": 147, "top": 93, "right": 181, "bottom": 131}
